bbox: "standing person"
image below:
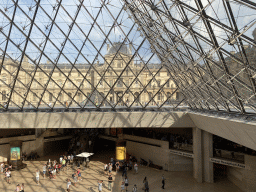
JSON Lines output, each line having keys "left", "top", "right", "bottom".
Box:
{"left": 86, "top": 157, "right": 90, "bottom": 168}
{"left": 67, "top": 155, "right": 71, "bottom": 165}
{"left": 1, "top": 162, "right": 4, "bottom": 174}
{"left": 16, "top": 184, "right": 21, "bottom": 192}
{"left": 115, "top": 161, "right": 120, "bottom": 172}
{"left": 143, "top": 177, "right": 149, "bottom": 192}
{"left": 122, "top": 164, "right": 127, "bottom": 177}
{"left": 132, "top": 184, "right": 137, "bottom": 192}
{"left": 77, "top": 168, "right": 82, "bottom": 181}
{"left": 73, "top": 171, "right": 78, "bottom": 186}
{"left": 98, "top": 180, "right": 103, "bottom": 192}
{"left": 108, "top": 163, "right": 112, "bottom": 174}
{"left": 104, "top": 163, "right": 108, "bottom": 175}
{"left": 60, "top": 155, "right": 63, "bottom": 164}
{"left": 134, "top": 162, "right": 138, "bottom": 174}
{"left": 62, "top": 158, "right": 66, "bottom": 171}
{"left": 162, "top": 174, "right": 166, "bottom": 189}
{"left": 20, "top": 183, "right": 24, "bottom": 192}
{"left": 5, "top": 169, "right": 11, "bottom": 184}
{"left": 67, "top": 179, "right": 71, "bottom": 192}
{"left": 108, "top": 174, "right": 113, "bottom": 190}
{"left": 121, "top": 182, "right": 125, "bottom": 192}
{"left": 36, "top": 169, "right": 40, "bottom": 185}
{"left": 57, "top": 163, "right": 61, "bottom": 174}
{"left": 70, "top": 154, "right": 74, "bottom": 164}
{"left": 43, "top": 164, "right": 47, "bottom": 179}
{"left": 124, "top": 176, "right": 129, "bottom": 191}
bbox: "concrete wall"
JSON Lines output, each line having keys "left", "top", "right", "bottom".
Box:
{"left": 0, "top": 144, "right": 10, "bottom": 162}
{"left": 22, "top": 140, "right": 37, "bottom": 155}
{"left": 124, "top": 134, "right": 193, "bottom": 171}
{"left": 123, "top": 134, "right": 169, "bottom": 149}
{"left": 0, "top": 111, "right": 195, "bottom": 128}
{"left": 0, "top": 135, "right": 41, "bottom": 162}
{"left": 227, "top": 155, "right": 256, "bottom": 192}
{"left": 227, "top": 166, "right": 246, "bottom": 192}
{"left": 189, "top": 113, "right": 256, "bottom": 151}
{"left": 0, "top": 135, "right": 36, "bottom": 145}
{"left": 126, "top": 140, "right": 169, "bottom": 168}
{"left": 244, "top": 155, "right": 256, "bottom": 192}
{"left": 169, "top": 154, "right": 193, "bottom": 171}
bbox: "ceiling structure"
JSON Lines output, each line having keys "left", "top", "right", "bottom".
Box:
{"left": 0, "top": 0, "right": 255, "bottom": 115}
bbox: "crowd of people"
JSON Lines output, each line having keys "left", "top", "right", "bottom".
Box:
{"left": 100, "top": 155, "right": 166, "bottom": 192}
{"left": 33, "top": 154, "right": 86, "bottom": 191}
{"left": 1, "top": 162, "right": 12, "bottom": 184}
{"left": 1, "top": 152, "right": 168, "bottom": 191}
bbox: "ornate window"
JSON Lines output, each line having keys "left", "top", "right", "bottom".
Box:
{"left": 2, "top": 90, "right": 6, "bottom": 101}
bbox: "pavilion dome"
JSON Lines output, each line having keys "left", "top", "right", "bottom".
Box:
{"left": 106, "top": 42, "right": 132, "bottom": 56}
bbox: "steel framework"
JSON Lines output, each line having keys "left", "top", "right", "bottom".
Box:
{"left": 0, "top": 0, "right": 255, "bottom": 114}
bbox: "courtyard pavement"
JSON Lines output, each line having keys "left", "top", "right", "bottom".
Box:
{"left": 0, "top": 152, "right": 243, "bottom": 192}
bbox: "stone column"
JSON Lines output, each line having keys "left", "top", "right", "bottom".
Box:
{"left": 202, "top": 131, "right": 214, "bottom": 183}
{"left": 193, "top": 127, "right": 203, "bottom": 183}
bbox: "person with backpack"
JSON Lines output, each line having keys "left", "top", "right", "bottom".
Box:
{"left": 108, "top": 174, "right": 113, "bottom": 190}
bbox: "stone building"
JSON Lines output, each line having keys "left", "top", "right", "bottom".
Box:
{"left": 0, "top": 42, "right": 180, "bottom": 108}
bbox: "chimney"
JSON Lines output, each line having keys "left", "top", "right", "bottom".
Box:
{"left": 107, "top": 44, "right": 110, "bottom": 51}
{"left": 230, "top": 51, "right": 236, "bottom": 55}
{"left": 244, "top": 45, "right": 249, "bottom": 49}
{"left": 129, "top": 43, "right": 132, "bottom": 53}
{"left": 23, "top": 55, "right": 28, "bottom": 63}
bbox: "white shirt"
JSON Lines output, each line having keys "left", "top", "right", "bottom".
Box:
{"left": 36, "top": 171, "right": 40, "bottom": 177}
{"left": 98, "top": 183, "right": 103, "bottom": 190}
{"left": 67, "top": 181, "right": 71, "bottom": 189}
{"left": 6, "top": 171, "right": 10, "bottom": 177}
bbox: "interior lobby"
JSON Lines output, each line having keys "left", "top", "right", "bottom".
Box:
{"left": 0, "top": 0, "right": 256, "bottom": 191}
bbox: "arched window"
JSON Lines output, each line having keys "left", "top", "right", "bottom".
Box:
{"left": 148, "top": 92, "right": 153, "bottom": 100}
{"left": 59, "top": 93, "right": 63, "bottom": 101}
{"left": 117, "top": 79, "right": 123, "bottom": 87}
{"left": 77, "top": 92, "right": 82, "bottom": 102}
{"left": 2, "top": 90, "right": 6, "bottom": 101}
{"left": 167, "top": 92, "right": 171, "bottom": 103}
{"left": 176, "top": 92, "right": 180, "bottom": 100}
{"left": 158, "top": 92, "right": 162, "bottom": 100}
{"left": 68, "top": 92, "right": 72, "bottom": 101}
{"left": 134, "top": 92, "right": 140, "bottom": 103}
{"left": 33, "top": 93, "right": 37, "bottom": 101}
{"left": 49, "top": 93, "right": 53, "bottom": 101}
{"left": 166, "top": 80, "right": 170, "bottom": 88}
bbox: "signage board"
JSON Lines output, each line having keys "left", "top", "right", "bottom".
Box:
{"left": 170, "top": 149, "right": 194, "bottom": 158}
{"left": 210, "top": 158, "right": 246, "bottom": 169}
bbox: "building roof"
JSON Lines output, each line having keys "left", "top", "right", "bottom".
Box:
{"left": 106, "top": 42, "right": 132, "bottom": 56}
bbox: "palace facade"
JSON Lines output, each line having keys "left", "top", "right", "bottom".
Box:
{"left": 0, "top": 42, "right": 180, "bottom": 108}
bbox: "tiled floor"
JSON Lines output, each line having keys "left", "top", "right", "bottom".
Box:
{"left": 0, "top": 152, "right": 243, "bottom": 192}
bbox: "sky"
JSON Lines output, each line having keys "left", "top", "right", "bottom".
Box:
{"left": 0, "top": 0, "right": 255, "bottom": 65}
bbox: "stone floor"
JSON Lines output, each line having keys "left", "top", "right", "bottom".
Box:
{"left": 0, "top": 152, "right": 243, "bottom": 192}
